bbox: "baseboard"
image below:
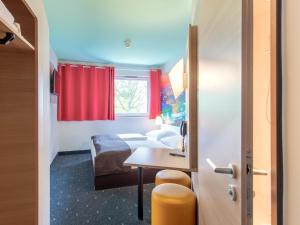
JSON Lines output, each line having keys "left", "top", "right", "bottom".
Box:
{"left": 50, "top": 151, "right": 58, "bottom": 165}
{"left": 57, "top": 149, "right": 91, "bottom": 155}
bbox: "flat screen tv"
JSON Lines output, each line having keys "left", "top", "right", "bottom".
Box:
{"left": 50, "top": 69, "right": 57, "bottom": 95}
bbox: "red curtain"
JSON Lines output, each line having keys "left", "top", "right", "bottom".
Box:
{"left": 56, "top": 64, "right": 115, "bottom": 121}
{"left": 149, "top": 69, "right": 161, "bottom": 119}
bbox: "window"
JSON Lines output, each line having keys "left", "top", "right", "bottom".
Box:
{"left": 115, "top": 77, "right": 149, "bottom": 116}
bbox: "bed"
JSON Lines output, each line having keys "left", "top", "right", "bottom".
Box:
{"left": 91, "top": 128, "right": 182, "bottom": 190}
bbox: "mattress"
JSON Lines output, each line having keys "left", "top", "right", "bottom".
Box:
{"left": 117, "top": 133, "right": 147, "bottom": 141}
{"left": 91, "top": 135, "right": 172, "bottom": 177}
{"left": 125, "top": 139, "right": 171, "bottom": 152}
{"left": 91, "top": 135, "right": 132, "bottom": 176}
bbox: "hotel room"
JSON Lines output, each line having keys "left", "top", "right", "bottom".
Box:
{"left": 0, "top": 0, "right": 297, "bottom": 225}
{"left": 47, "top": 0, "right": 195, "bottom": 188}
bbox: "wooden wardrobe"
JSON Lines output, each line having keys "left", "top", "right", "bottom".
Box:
{"left": 0, "top": 1, "right": 38, "bottom": 224}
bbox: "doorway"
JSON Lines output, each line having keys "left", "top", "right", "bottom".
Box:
{"left": 252, "top": 0, "right": 271, "bottom": 224}
{"left": 246, "top": 0, "right": 283, "bottom": 224}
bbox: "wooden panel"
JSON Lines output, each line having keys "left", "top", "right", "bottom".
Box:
{"left": 0, "top": 1, "right": 38, "bottom": 225}
{"left": 271, "top": 0, "right": 282, "bottom": 224}
{"left": 187, "top": 25, "right": 198, "bottom": 170}
{"left": 252, "top": 0, "right": 272, "bottom": 224}
{"left": 241, "top": 0, "right": 253, "bottom": 224}
{"left": 0, "top": 50, "right": 37, "bottom": 225}
{"left": 1, "top": 0, "right": 36, "bottom": 47}
{"left": 124, "top": 147, "right": 192, "bottom": 172}
{"left": 0, "top": 17, "right": 34, "bottom": 51}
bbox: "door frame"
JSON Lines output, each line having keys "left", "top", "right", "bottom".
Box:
{"left": 241, "top": 0, "right": 283, "bottom": 225}
{"left": 271, "top": 0, "right": 283, "bottom": 225}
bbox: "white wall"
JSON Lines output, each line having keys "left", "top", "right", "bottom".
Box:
{"left": 50, "top": 48, "right": 58, "bottom": 70}
{"left": 57, "top": 66, "right": 157, "bottom": 152}
{"left": 162, "top": 57, "right": 183, "bottom": 74}
{"left": 50, "top": 49, "right": 59, "bottom": 162}
{"left": 50, "top": 94, "right": 59, "bottom": 162}
{"left": 283, "top": 0, "right": 300, "bottom": 224}
{"left": 24, "top": 1, "right": 51, "bottom": 225}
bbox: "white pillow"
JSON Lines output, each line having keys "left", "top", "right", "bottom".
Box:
{"left": 146, "top": 129, "right": 177, "bottom": 141}
{"left": 160, "top": 135, "right": 183, "bottom": 149}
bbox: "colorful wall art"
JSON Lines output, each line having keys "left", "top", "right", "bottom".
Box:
{"left": 160, "top": 73, "right": 186, "bottom": 126}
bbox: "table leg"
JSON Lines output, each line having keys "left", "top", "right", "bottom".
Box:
{"left": 138, "top": 167, "right": 144, "bottom": 220}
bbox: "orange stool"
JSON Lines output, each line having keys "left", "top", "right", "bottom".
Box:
{"left": 152, "top": 183, "right": 196, "bottom": 225}
{"left": 155, "top": 169, "right": 191, "bottom": 188}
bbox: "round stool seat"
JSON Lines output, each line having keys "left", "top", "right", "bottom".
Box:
{"left": 155, "top": 169, "right": 191, "bottom": 188}
{"left": 152, "top": 183, "right": 196, "bottom": 225}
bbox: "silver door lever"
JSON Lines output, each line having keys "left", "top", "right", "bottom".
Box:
{"left": 206, "top": 158, "right": 237, "bottom": 179}
{"left": 253, "top": 168, "right": 268, "bottom": 176}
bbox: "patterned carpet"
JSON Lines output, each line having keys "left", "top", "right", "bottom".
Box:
{"left": 51, "top": 153, "right": 153, "bottom": 225}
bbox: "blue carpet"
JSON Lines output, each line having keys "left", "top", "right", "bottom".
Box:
{"left": 51, "top": 153, "right": 153, "bottom": 225}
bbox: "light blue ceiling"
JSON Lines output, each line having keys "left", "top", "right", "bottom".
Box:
{"left": 44, "top": 0, "right": 192, "bottom": 66}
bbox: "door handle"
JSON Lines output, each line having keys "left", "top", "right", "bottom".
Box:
{"left": 206, "top": 158, "right": 237, "bottom": 179}
{"left": 253, "top": 168, "right": 268, "bottom": 176}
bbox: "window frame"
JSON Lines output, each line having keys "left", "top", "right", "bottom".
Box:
{"left": 114, "top": 75, "right": 150, "bottom": 117}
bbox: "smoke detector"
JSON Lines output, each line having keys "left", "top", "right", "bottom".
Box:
{"left": 124, "top": 38, "right": 132, "bottom": 48}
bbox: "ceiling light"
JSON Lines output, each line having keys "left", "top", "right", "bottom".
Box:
{"left": 124, "top": 39, "right": 132, "bottom": 48}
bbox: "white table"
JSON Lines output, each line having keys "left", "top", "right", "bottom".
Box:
{"left": 124, "top": 147, "right": 193, "bottom": 220}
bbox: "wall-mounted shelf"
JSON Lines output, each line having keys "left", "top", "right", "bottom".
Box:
{"left": 0, "top": 16, "right": 34, "bottom": 51}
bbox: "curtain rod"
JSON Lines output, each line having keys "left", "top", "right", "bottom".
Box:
{"left": 59, "top": 64, "right": 103, "bottom": 69}
{"left": 59, "top": 64, "right": 152, "bottom": 72}
{"left": 59, "top": 61, "right": 159, "bottom": 72}
{"left": 115, "top": 68, "right": 151, "bottom": 72}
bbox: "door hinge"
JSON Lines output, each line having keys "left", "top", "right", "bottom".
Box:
{"left": 247, "top": 187, "right": 252, "bottom": 217}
